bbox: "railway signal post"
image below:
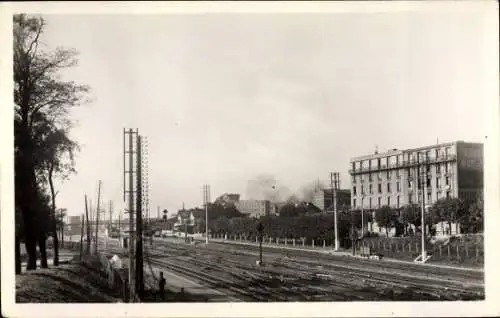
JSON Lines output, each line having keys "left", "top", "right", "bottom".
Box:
{"left": 257, "top": 222, "right": 264, "bottom": 266}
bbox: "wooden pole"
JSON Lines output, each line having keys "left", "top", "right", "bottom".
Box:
{"left": 85, "top": 195, "right": 91, "bottom": 255}
{"left": 61, "top": 209, "right": 64, "bottom": 248}
{"left": 80, "top": 213, "right": 84, "bottom": 261}
{"left": 95, "top": 180, "right": 102, "bottom": 253}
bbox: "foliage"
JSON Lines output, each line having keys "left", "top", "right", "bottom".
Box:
{"left": 350, "top": 209, "right": 374, "bottom": 229}
{"left": 429, "top": 198, "right": 468, "bottom": 234}
{"left": 375, "top": 206, "right": 398, "bottom": 237}
{"left": 279, "top": 202, "right": 305, "bottom": 217}
{"left": 14, "top": 14, "right": 89, "bottom": 271}
{"left": 462, "top": 197, "right": 483, "bottom": 233}
{"left": 194, "top": 217, "right": 206, "bottom": 233}
{"left": 208, "top": 211, "right": 358, "bottom": 248}
{"left": 278, "top": 201, "right": 322, "bottom": 217}
{"left": 401, "top": 204, "right": 421, "bottom": 228}
{"left": 207, "top": 203, "right": 244, "bottom": 220}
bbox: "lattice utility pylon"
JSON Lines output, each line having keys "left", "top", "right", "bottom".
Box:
{"left": 141, "top": 136, "right": 150, "bottom": 224}
{"left": 123, "top": 128, "right": 139, "bottom": 302}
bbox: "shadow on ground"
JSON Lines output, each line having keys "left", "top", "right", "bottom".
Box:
{"left": 140, "top": 288, "right": 210, "bottom": 302}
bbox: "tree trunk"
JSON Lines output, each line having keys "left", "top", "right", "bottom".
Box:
{"left": 18, "top": 111, "right": 39, "bottom": 270}
{"left": 385, "top": 226, "right": 389, "bottom": 237}
{"left": 39, "top": 234, "right": 48, "bottom": 268}
{"left": 48, "top": 166, "right": 59, "bottom": 266}
{"left": 448, "top": 221, "right": 452, "bottom": 235}
{"left": 25, "top": 234, "right": 37, "bottom": 270}
{"left": 15, "top": 235, "right": 21, "bottom": 274}
{"left": 23, "top": 208, "right": 38, "bottom": 270}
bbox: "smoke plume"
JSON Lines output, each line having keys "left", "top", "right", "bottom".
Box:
{"left": 245, "top": 174, "right": 292, "bottom": 203}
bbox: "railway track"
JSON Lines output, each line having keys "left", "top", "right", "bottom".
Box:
{"left": 150, "top": 240, "right": 484, "bottom": 300}
{"left": 211, "top": 240, "right": 484, "bottom": 281}
{"left": 100, "top": 239, "right": 484, "bottom": 301}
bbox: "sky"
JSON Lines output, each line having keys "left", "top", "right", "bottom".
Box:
{"left": 34, "top": 8, "right": 492, "bottom": 219}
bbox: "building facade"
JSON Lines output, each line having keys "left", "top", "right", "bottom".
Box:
{"left": 349, "top": 141, "right": 483, "bottom": 212}
{"left": 67, "top": 215, "right": 82, "bottom": 236}
{"left": 312, "top": 189, "right": 352, "bottom": 212}
{"left": 234, "top": 200, "right": 271, "bottom": 218}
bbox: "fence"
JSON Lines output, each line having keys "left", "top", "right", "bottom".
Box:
{"left": 355, "top": 236, "right": 484, "bottom": 265}
{"left": 205, "top": 232, "right": 483, "bottom": 265}
{"left": 63, "top": 238, "right": 131, "bottom": 302}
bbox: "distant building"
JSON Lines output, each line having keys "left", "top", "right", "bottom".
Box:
{"left": 67, "top": 215, "right": 82, "bottom": 235}
{"left": 311, "top": 189, "right": 351, "bottom": 212}
{"left": 349, "top": 141, "right": 483, "bottom": 236}
{"left": 235, "top": 200, "right": 271, "bottom": 218}
{"left": 173, "top": 208, "right": 206, "bottom": 233}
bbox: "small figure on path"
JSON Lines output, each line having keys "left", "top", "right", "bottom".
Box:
{"left": 159, "top": 272, "right": 166, "bottom": 301}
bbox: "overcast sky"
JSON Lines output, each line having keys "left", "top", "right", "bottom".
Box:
{"left": 36, "top": 8, "right": 491, "bottom": 219}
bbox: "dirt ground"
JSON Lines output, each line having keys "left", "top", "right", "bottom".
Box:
{"left": 16, "top": 262, "right": 122, "bottom": 303}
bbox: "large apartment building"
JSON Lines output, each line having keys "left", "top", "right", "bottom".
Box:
{"left": 349, "top": 141, "right": 483, "bottom": 211}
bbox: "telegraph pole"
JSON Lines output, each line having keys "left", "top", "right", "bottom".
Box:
{"left": 108, "top": 200, "right": 113, "bottom": 234}
{"left": 331, "top": 172, "right": 340, "bottom": 251}
{"left": 85, "top": 195, "right": 91, "bottom": 254}
{"left": 89, "top": 199, "right": 93, "bottom": 244}
{"left": 79, "top": 213, "right": 84, "bottom": 260}
{"left": 118, "top": 213, "right": 121, "bottom": 242}
{"left": 203, "top": 184, "right": 210, "bottom": 244}
{"left": 419, "top": 153, "right": 427, "bottom": 262}
{"left": 95, "top": 180, "right": 102, "bottom": 254}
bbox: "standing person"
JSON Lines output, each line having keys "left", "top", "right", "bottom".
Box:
{"left": 159, "top": 271, "right": 166, "bottom": 301}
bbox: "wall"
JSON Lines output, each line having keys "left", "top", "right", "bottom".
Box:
{"left": 457, "top": 142, "right": 483, "bottom": 202}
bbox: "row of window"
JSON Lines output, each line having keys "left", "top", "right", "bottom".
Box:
{"left": 352, "top": 147, "right": 454, "bottom": 171}
{"left": 353, "top": 175, "right": 451, "bottom": 196}
{"left": 352, "top": 163, "right": 453, "bottom": 183}
{"left": 352, "top": 190, "right": 452, "bottom": 209}
{"left": 353, "top": 196, "right": 401, "bottom": 209}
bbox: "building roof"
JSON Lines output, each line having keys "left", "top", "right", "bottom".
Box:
{"left": 317, "top": 188, "right": 351, "bottom": 195}
{"left": 350, "top": 141, "right": 458, "bottom": 162}
{"left": 167, "top": 216, "right": 177, "bottom": 223}
{"left": 177, "top": 208, "right": 205, "bottom": 219}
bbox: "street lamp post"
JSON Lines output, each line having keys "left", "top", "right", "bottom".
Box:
{"left": 420, "top": 162, "right": 427, "bottom": 261}
{"left": 203, "top": 185, "right": 210, "bottom": 245}
{"left": 414, "top": 153, "right": 427, "bottom": 263}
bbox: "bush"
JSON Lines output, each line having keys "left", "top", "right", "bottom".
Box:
{"left": 208, "top": 212, "right": 357, "bottom": 248}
